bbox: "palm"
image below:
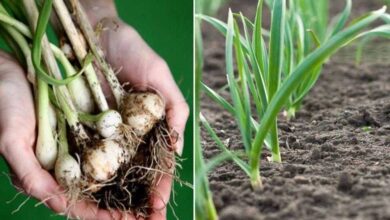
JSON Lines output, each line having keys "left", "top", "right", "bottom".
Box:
{"left": 102, "top": 21, "right": 184, "bottom": 219}
{"left": 0, "top": 53, "right": 35, "bottom": 144}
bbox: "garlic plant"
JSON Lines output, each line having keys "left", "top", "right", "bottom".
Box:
{"left": 0, "top": 0, "right": 176, "bottom": 216}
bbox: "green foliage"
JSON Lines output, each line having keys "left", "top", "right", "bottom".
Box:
{"left": 196, "top": 1, "right": 390, "bottom": 217}
{"left": 195, "top": 19, "right": 218, "bottom": 220}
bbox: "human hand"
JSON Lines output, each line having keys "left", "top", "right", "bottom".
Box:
{"left": 81, "top": 0, "right": 189, "bottom": 158}
{"left": 0, "top": 1, "right": 188, "bottom": 219}
{"left": 0, "top": 51, "right": 125, "bottom": 219}
{"left": 81, "top": 1, "right": 190, "bottom": 219}
{"left": 92, "top": 15, "right": 190, "bottom": 220}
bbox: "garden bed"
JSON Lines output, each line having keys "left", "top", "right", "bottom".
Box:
{"left": 201, "top": 0, "right": 390, "bottom": 219}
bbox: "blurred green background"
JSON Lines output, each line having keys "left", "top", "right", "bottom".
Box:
{"left": 0, "top": 0, "right": 193, "bottom": 219}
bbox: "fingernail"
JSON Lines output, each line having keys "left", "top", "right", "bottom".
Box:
{"left": 175, "top": 137, "right": 184, "bottom": 157}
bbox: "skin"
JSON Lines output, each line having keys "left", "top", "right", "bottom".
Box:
{"left": 0, "top": 1, "right": 189, "bottom": 219}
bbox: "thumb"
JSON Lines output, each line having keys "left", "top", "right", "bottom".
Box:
{"left": 1, "top": 139, "right": 67, "bottom": 212}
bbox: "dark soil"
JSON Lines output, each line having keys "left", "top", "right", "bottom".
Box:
{"left": 201, "top": 1, "right": 390, "bottom": 220}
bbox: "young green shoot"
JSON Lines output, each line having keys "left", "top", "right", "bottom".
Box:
{"left": 35, "top": 75, "right": 57, "bottom": 170}
{"left": 51, "top": 45, "right": 95, "bottom": 113}
{"left": 195, "top": 19, "right": 218, "bottom": 220}
{"left": 198, "top": 0, "right": 390, "bottom": 192}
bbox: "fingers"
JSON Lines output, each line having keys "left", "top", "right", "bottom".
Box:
{"left": 0, "top": 51, "right": 65, "bottom": 214}
{"left": 165, "top": 99, "right": 190, "bottom": 156}
{"left": 149, "top": 173, "right": 173, "bottom": 220}
{"left": 147, "top": 60, "right": 189, "bottom": 156}
{"left": 0, "top": 52, "right": 66, "bottom": 215}
{"left": 1, "top": 139, "right": 66, "bottom": 210}
{"left": 2, "top": 140, "right": 132, "bottom": 220}
{"left": 64, "top": 200, "right": 136, "bottom": 220}
{"left": 0, "top": 52, "right": 128, "bottom": 220}
{"left": 63, "top": 20, "right": 185, "bottom": 219}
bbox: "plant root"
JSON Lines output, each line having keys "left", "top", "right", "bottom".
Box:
{"left": 115, "top": 123, "right": 142, "bottom": 158}
{"left": 80, "top": 120, "right": 177, "bottom": 217}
